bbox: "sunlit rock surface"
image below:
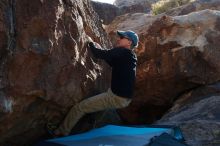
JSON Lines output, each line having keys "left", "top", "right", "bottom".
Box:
{"left": 0, "top": 0, "right": 111, "bottom": 145}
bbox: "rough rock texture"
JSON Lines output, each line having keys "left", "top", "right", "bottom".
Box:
{"left": 0, "top": 0, "right": 111, "bottom": 145}
{"left": 157, "top": 82, "right": 220, "bottom": 146}
{"left": 91, "top": 0, "right": 158, "bottom": 25}
{"left": 107, "top": 10, "right": 220, "bottom": 124}
{"left": 166, "top": 0, "right": 220, "bottom": 16}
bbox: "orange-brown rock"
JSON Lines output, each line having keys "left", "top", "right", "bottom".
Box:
{"left": 107, "top": 10, "right": 220, "bottom": 124}
{"left": 0, "top": 0, "right": 111, "bottom": 145}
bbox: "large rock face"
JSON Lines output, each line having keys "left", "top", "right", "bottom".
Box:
{"left": 0, "top": 0, "right": 111, "bottom": 145}
{"left": 157, "top": 83, "right": 220, "bottom": 146}
{"left": 107, "top": 10, "right": 220, "bottom": 124}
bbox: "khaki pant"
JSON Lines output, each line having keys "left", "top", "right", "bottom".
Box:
{"left": 56, "top": 88, "right": 131, "bottom": 135}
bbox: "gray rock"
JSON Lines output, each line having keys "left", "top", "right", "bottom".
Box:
{"left": 157, "top": 84, "right": 220, "bottom": 146}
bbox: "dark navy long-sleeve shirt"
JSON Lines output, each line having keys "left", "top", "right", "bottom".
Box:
{"left": 89, "top": 43, "right": 137, "bottom": 98}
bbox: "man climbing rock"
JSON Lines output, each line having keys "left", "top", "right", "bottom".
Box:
{"left": 49, "top": 30, "right": 139, "bottom": 137}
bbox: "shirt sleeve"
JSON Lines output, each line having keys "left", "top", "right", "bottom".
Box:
{"left": 90, "top": 44, "right": 120, "bottom": 66}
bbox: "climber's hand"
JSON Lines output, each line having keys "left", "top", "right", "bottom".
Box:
{"left": 88, "top": 41, "right": 102, "bottom": 49}
{"left": 88, "top": 41, "right": 95, "bottom": 48}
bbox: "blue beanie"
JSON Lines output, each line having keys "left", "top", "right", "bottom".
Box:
{"left": 117, "top": 30, "right": 139, "bottom": 48}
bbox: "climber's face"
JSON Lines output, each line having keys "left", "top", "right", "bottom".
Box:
{"left": 115, "top": 35, "right": 132, "bottom": 49}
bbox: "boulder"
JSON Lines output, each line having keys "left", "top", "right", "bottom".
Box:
{"left": 0, "top": 0, "right": 111, "bottom": 145}
{"left": 157, "top": 82, "right": 220, "bottom": 146}
{"left": 107, "top": 10, "right": 220, "bottom": 124}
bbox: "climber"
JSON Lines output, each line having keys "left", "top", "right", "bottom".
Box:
{"left": 47, "top": 30, "right": 139, "bottom": 137}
